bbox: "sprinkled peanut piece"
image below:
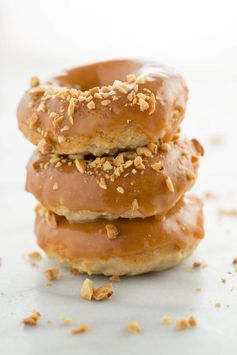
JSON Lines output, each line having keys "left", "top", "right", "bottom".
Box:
{"left": 109, "top": 275, "right": 121, "bottom": 282}
{"left": 162, "top": 315, "right": 172, "bottom": 325}
{"left": 22, "top": 311, "right": 41, "bottom": 326}
{"left": 75, "top": 159, "right": 86, "bottom": 173}
{"left": 193, "top": 261, "right": 208, "bottom": 268}
{"left": 44, "top": 268, "right": 60, "bottom": 281}
{"left": 59, "top": 316, "right": 73, "bottom": 326}
{"left": 80, "top": 278, "right": 94, "bottom": 300}
{"left": 71, "top": 323, "right": 89, "bottom": 335}
{"left": 27, "top": 251, "right": 42, "bottom": 260}
{"left": 175, "top": 319, "right": 189, "bottom": 330}
{"left": 98, "top": 177, "right": 107, "bottom": 190}
{"left": 116, "top": 186, "right": 124, "bottom": 194}
{"left": 126, "top": 322, "right": 141, "bottom": 334}
{"left": 166, "top": 177, "right": 174, "bottom": 192}
{"left": 105, "top": 224, "right": 119, "bottom": 240}
{"left": 151, "top": 161, "right": 163, "bottom": 172}
{"left": 87, "top": 100, "right": 95, "bottom": 110}
{"left": 126, "top": 74, "right": 136, "bottom": 83}
{"left": 28, "top": 113, "right": 39, "bottom": 129}
{"left": 52, "top": 182, "right": 59, "bottom": 190}
{"left": 92, "top": 283, "right": 113, "bottom": 301}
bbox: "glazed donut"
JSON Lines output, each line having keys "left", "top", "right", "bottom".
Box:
{"left": 35, "top": 195, "right": 204, "bottom": 276}
{"left": 26, "top": 137, "right": 203, "bottom": 222}
{"left": 17, "top": 59, "right": 188, "bottom": 156}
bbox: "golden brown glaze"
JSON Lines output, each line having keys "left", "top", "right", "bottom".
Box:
{"left": 26, "top": 138, "right": 202, "bottom": 221}
{"left": 17, "top": 59, "right": 188, "bottom": 155}
{"left": 35, "top": 195, "right": 204, "bottom": 259}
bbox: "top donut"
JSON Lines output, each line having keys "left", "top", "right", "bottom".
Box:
{"left": 17, "top": 59, "right": 188, "bottom": 156}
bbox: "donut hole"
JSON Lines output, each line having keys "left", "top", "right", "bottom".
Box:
{"left": 54, "top": 60, "right": 141, "bottom": 90}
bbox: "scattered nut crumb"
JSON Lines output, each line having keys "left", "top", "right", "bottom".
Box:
{"left": 161, "top": 315, "right": 172, "bottom": 325}
{"left": 80, "top": 278, "right": 94, "bottom": 300}
{"left": 52, "top": 182, "right": 59, "bottom": 190}
{"left": 109, "top": 275, "right": 121, "bottom": 282}
{"left": 126, "top": 322, "right": 141, "bottom": 334}
{"left": 175, "top": 316, "right": 197, "bottom": 330}
{"left": 165, "top": 176, "right": 174, "bottom": 192}
{"left": 71, "top": 323, "right": 89, "bottom": 335}
{"left": 188, "top": 316, "right": 197, "bottom": 327}
{"left": 215, "top": 303, "right": 221, "bottom": 308}
{"left": 59, "top": 316, "right": 73, "bottom": 326}
{"left": 30, "top": 76, "right": 40, "bottom": 87}
{"left": 193, "top": 261, "right": 208, "bottom": 268}
{"left": 22, "top": 312, "right": 41, "bottom": 326}
{"left": 44, "top": 268, "right": 60, "bottom": 281}
{"left": 232, "top": 257, "right": 237, "bottom": 265}
{"left": 116, "top": 186, "right": 124, "bottom": 194}
{"left": 92, "top": 283, "right": 113, "bottom": 301}
{"left": 27, "top": 251, "right": 42, "bottom": 260}
{"left": 105, "top": 224, "right": 119, "bottom": 240}
{"left": 195, "top": 287, "right": 202, "bottom": 292}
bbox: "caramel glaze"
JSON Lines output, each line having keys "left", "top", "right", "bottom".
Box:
{"left": 17, "top": 60, "right": 188, "bottom": 154}
{"left": 26, "top": 138, "right": 202, "bottom": 219}
{"left": 35, "top": 195, "right": 204, "bottom": 259}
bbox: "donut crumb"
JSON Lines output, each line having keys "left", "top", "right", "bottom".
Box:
{"left": 175, "top": 316, "right": 197, "bottom": 330}
{"left": 92, "top": 283, "right": 113, "bottom": 300}
{"left": 193, "top": 261, "right": 208, "bottom": 268}
{"left": 109, "top": 275, "right": 121, "bottom": 282}
{"left": 27, "top": 251, "right": 42, "bottom": 260}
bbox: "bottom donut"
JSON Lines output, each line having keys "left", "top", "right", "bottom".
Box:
{"left": 35, "top": 195, "right": 204, "bottom": 276}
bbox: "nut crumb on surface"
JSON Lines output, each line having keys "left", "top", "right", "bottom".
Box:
{"left": 22, "top": 312, "right": 41, "bottom": 326}
{"left": 105, "top": 224, "right": 119, "bottom": 240}
{"left": 126, "top": 322, "right": 141, "bottom": 334}
{"left": 52, "top": 182, "right": 59, "bottom": 190}
{"left": 80, "top": 278, "right": 94, "bottom": 300}
{"left": 59, "top": 316, "right": 73, "bottom": 326}
{"left": 44, "top": 268, "right": 60, "bottom": 281}
{"left": 80, "top": 279, "right": 113, "bottom": 301}
{"left": 161, "top": 315, "right": 172, "bottom": 325}
{"left": 175, "top": 316, "right": 197, "bottom": 330}
{"left": 232, "top": 257, "right": 237, "bottom": 265}
{"left": 116, "top": 186, "right": 124, "bottom": 194}
{"left": 215, "top": 303, "right": 221, "bottom": 308}
{"left": 92, "top": 283, "right": 113, "bottom": 301}
{"left": 27, "top": 251, "right": 42, "bottom": 260}
{"left": 109, "top": 275, "right": 121, "bottom": 282}
{"left": 195, "top": 287, "right": 202, "bottom": 292}
{"left": 193, "top": 261, "right": 208, "bottom": 268}
{"left": 30, "top": 76, "right": 40, "bottom": 87}
{"left": 70, "top": 267, "right": 81, "bottom": 275}
{"left": 71, "top": 323, "right": 89, "bottom": 335}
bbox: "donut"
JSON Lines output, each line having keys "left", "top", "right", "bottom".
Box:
{"left": 26, "top": 137, "right": 203, "bottom": 222}
{"left": 17, "top": 59, "right": 188, "bottom": 156}
{"left": 35, "top": 195, "right": 204, "bottom": 276}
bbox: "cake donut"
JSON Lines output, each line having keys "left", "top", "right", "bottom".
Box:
{"left": 35, "top": 195, "right": 204, "bottom": 276}
{"left": 17, "top": 59, "right": 188, "bottom": 156}
{"left": 26, "top": 137, "right": 203, "bottom": 222}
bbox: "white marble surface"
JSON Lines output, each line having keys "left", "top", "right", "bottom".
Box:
{"left": 1, "top": 1, "right": 237, "bottom": 354}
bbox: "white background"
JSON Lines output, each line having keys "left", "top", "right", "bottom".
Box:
{"left": 0, "top": 1, "right": 237, "bottom": 354}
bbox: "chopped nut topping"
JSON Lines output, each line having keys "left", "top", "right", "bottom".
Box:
{"left": 80, "top": 279, "right": 94, "bottom": 300}
{"left": 114, "top": 153, "right": 124, "bottom": 167}
{"left": 134, "top": 156, "right": 145, "bottom": 169}
{"left": 71, "top": 323, "right": 89, "bottom": 335}
{"left": 161, "top": 142, "right": 171, "bottom": 152}
{"left": 87, "top": 100, "right": 95, "bottom": 110}
{"left": 92, "top": 283, "right": 113, "bottom": 301}
{"left": 30, "top": 76, "right": 40, "bottom": 88}
{"left": 98, "top": 177, "right": 107, "bottom": 190}
{"left": 29, "top": 112, "right": 39, "bottom": 129}
{"left": 186, "top": 170, "right": 196, "bottom": 180}
{"left": 113, "top": 80, "right": 130, "bottom": 94}
{"left": 131, "top": 199, "right": 139, "bottom": 215}
{"left": 37, "top": 101, "right": 46, "bottom": 113}
{"left": 109, "top": 275, "right": 121, "bottom": 282}
{"left": 22, "top": 311, "right": 41, "bottom": 326}
{"left": 116, "top": 186, "right": 124, "bottom": 194}
{"left": 165, "top": 177, "right": 174, "bottom": 192}
{"left": 138, "top": 98, "right": 149, "bottom": 111}
{"left": 52, "top": 182, "right": 58, "bottom": 190}
{"left": 151, "top": 161, "right": 163, "bottom": 172}
{"left": 136, "top": 146, "right": 153, "bottom": 157}
{"left": 161, "top": 315, "right": 172, "bottom": 325}
{"left": 101, "top": 99, "right": 111, "bottom": 106}
{"left": 75, "top": 159, "right": 86, "bottom": 173}
{"left": 57, "top": 135, "right": 66, "bottom": 144}
{"left": 126, "top": 74, "right": 136, "bottom": 83}
{"left": 105, "top": 224, "right": 119, "bottom": 240}
{"left": 44, "top": 268, "right": 60, "bottom": 281}
{"left": 126, "top": 322, "right": 141, "bottom": 334}
{"left": 103, "top": 161, "right": 113, "bottom": 171}
{"left": 45, "top": 210, "right": 57, "bottom": 228}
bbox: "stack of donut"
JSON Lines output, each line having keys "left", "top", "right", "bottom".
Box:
{"left": 17, "top": 59, "right": 204, "bottom": 276}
